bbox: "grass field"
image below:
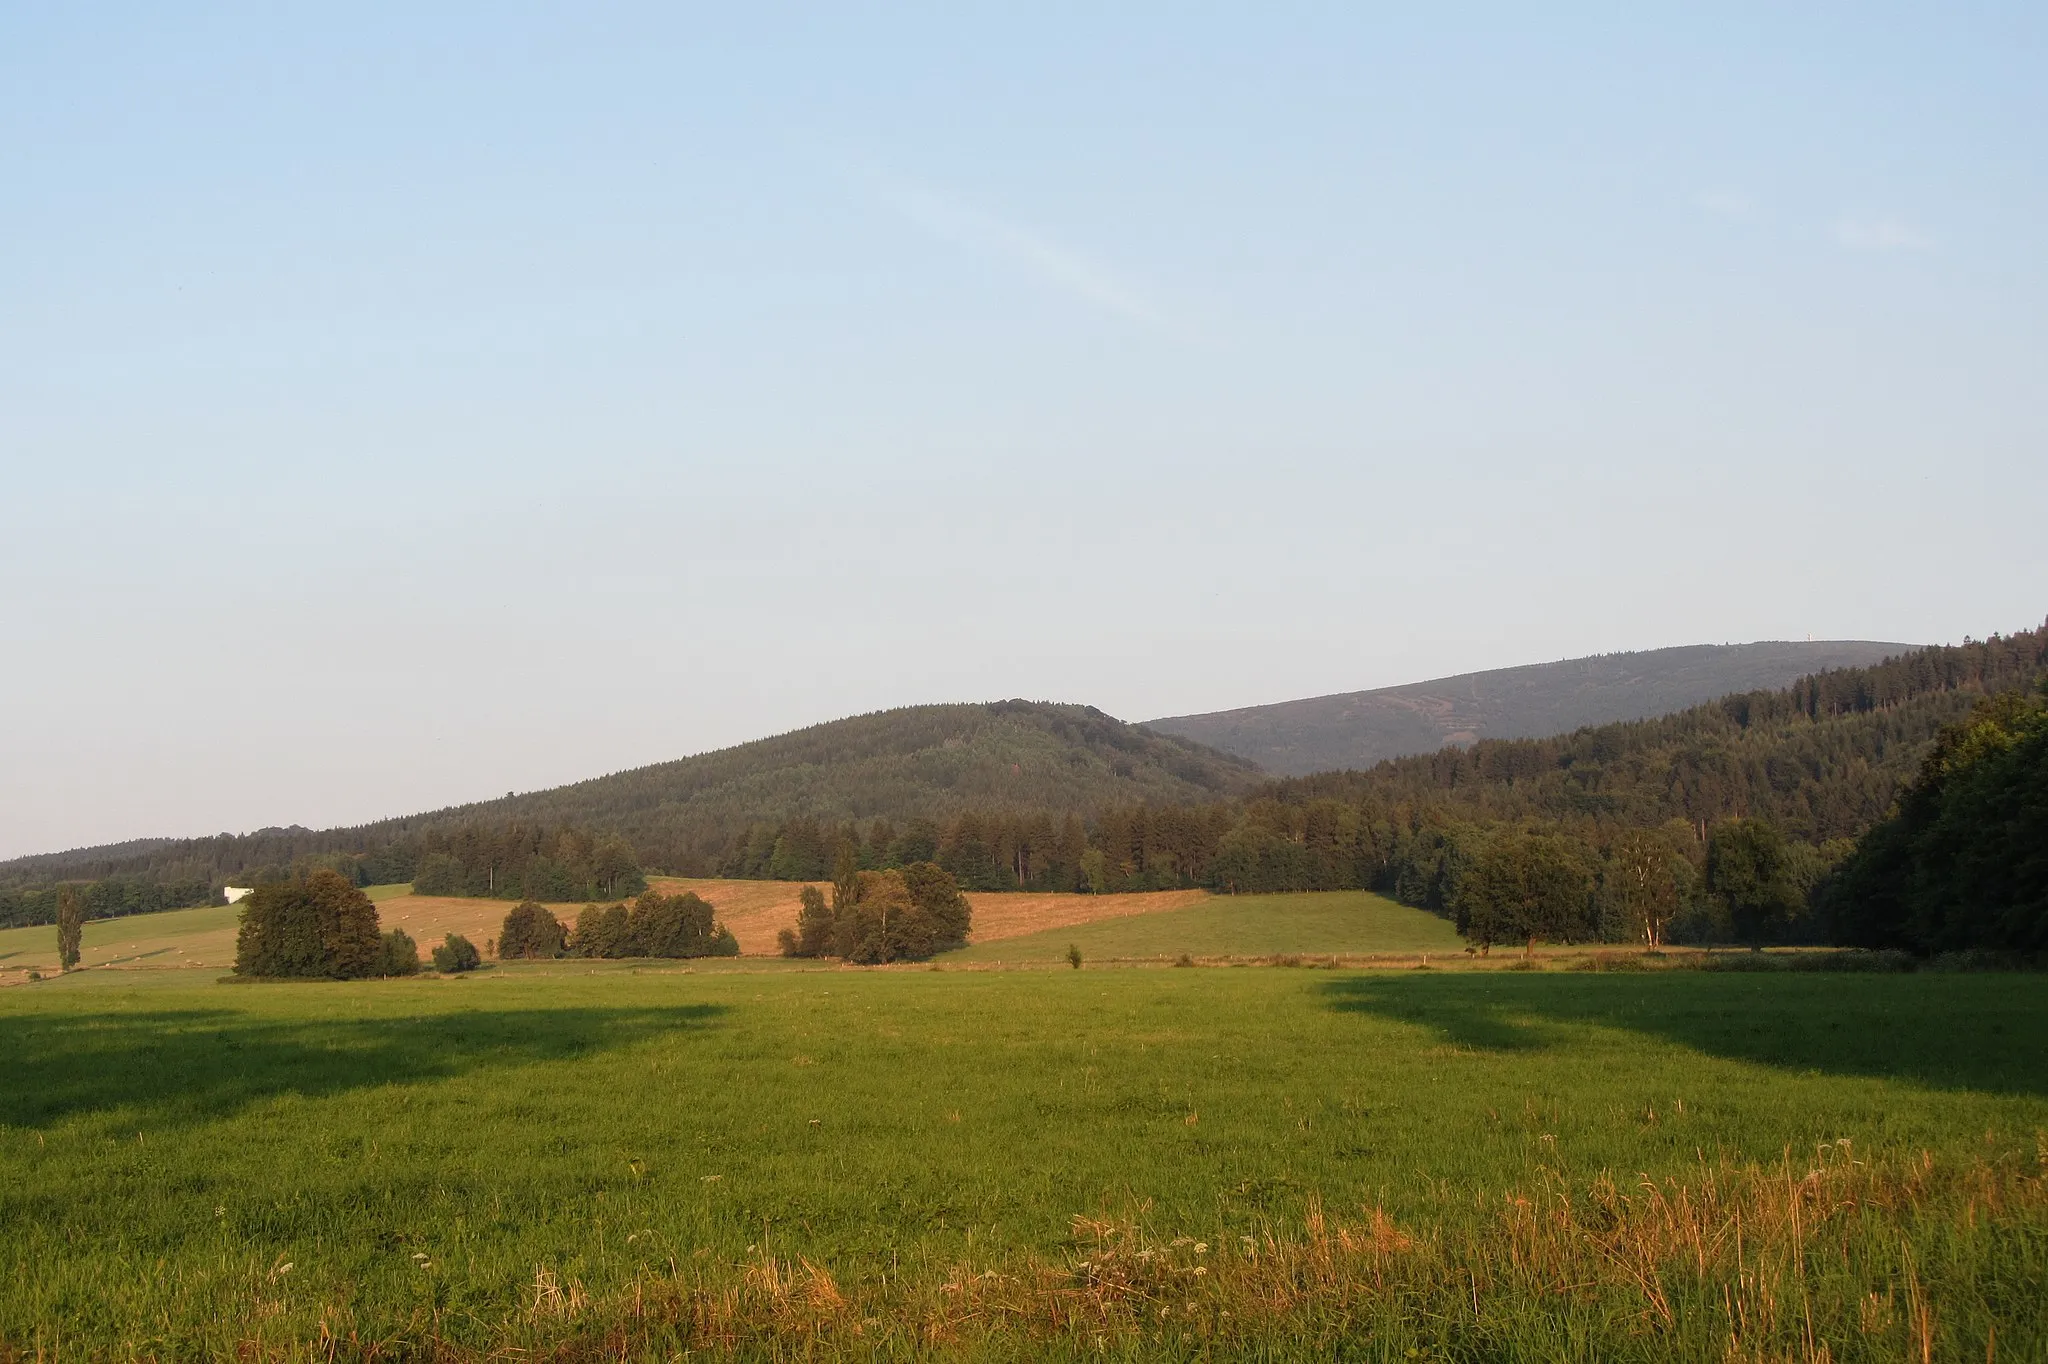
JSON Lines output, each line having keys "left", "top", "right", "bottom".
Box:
{"left": 944, "top": 890, "right": 1464, "bottom": 963}
{"left": 2, "top": 963, "right": 2043, "bottom": 1360}
{"left": 0, "top": 883, "right": 1222, "bottom": 981}
{"left": 0, "top": 901, "right": 247, "bottom": 975}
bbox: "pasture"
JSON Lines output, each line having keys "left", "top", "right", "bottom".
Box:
{"left": 2, "top": 961, "right": 2044, "bottom": 1360}
{"left": 0, "top": 883, "right": 1222, "bottom": 983}
{"left": 944, "top": 889, "right": 1464, "bottom": 963}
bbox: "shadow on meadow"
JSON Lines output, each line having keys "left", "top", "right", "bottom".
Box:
{"left": 0, "top": 1001, "right": 724, "bottom": 1129}
{"left": 1318, "top": 973, "right": 2048, "bottom": 1097}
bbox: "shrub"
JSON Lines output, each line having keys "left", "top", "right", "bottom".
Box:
{"left": 628, "top": 889, "right": 717, "bottom": 958}
{"left": 233, "top": 870, "right": 383, "bottom": 979}
{"left": 498, "top": 901, "right": 567, "bottom": 959}
{"left": 1697, "top": 952, "right": 1780, "bottom": 972}
{"left": 374, "top": 929, "right": 421, "bottom": 977}
{"left": 432, "top": 934, "right": 481, "bottom": 973}
{"left": 1787, "top": 949, "right": 1916, "bottom": 973}
{"left": 1925, "top": 949, "right": 2044, "bottom": 972}
{"left": 1575, "top": 952, "right": 1650, "bottom": 973}
{"left": 1067, "top": 944, "right": 1083, "bottom": 970}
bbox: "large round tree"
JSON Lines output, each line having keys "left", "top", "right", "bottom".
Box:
{"left": 233, "top": 869, "right": 382, "bottom": 979}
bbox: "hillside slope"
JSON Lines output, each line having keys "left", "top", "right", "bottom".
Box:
{"left": 1259, "top": 625, "right": 2048, "bottom": 846}
{"left": 1150, "top": 641, "right": 1913, "bottom": 776}
{"left": 1, "top": 702, "right": 1260, "bottom": 887}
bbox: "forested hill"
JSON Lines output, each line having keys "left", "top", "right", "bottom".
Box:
{"left": 1150, "top": 640, "right": 1912, "bottom": 776}
{"left": 442, "top": 701, "right": 1260, "bottom": 870}
{"left": 0, "top": 702, "right": 1260, "bottom": 888}
{"left": 1256, "top": 625, "right": 2048, "bottom": 844}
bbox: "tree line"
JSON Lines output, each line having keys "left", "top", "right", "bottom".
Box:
{"left": 20, "top": 624, "right": 2047, "bottom": 961}
{"left": 227, "top": 875, "right": 742, "bottom": 978}
{"left": 497, "top": 890, "right": 740, "bottom": 960}
{"left": 0, "top": 874, "right": 214, "bottom": 930}
{"left": 1826, "top": 682, "right": 2046, "bottom": 954}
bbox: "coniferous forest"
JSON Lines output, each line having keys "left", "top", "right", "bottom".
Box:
{"left": 5, "top": 621, "right": 2043, "bottom": 952}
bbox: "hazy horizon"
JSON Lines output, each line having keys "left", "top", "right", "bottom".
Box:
{"left": 5, "top": 6, "right": 2044, "bottom": 859}
{"left": 0, "top": 634, "right": 1955, "bottom": 858}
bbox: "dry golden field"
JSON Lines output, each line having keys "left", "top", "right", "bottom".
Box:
{"left": 0, "top": 880, "right": 1215, "bottom": 979}
{"left": 646, "top": 877, "right": 1208, "bottom": 955}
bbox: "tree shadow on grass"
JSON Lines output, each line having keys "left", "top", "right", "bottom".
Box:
{"left": 1318, "top": 973, "right": 2048, "bottom": 1098}
{"left": 0, "top": 1002, "right": 724, "bottom": 1129}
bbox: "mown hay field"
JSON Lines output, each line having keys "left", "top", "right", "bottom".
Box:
{"left": 2, "top": 964, "right": 2044, "bottom": 1360}
{"left": 0, "top": 892, "right": 554, "bottom": 979}
{"left": 646, "top": 878, "right": 1208, "bottom": 957}
{"left": 0, "top": 882, "right": 1218, "bottom": 980}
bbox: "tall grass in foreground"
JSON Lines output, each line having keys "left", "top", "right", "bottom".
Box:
{"left": 6, "top": 968, "right": 2046, "bottom": 1361}
{"left": 24, "top": 1143, "right": 2036, "bottom": 1362}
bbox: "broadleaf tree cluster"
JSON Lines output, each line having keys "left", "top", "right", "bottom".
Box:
{"left": 777, "top": 860, "right": 971, "bottom": 963}
{"left": 232, "top": 870, "right": 385, "bottom": 979}
{"left": 498, "top": 890, "right": 740, "bottom": 960}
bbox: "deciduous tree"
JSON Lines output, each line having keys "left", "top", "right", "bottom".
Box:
{"left": 233, "top": 870, "right": 382, "bottom": 979}
{"left": 498, "top": 901, "right": 567, "bottom": 959}
{"left": 55, "top": 885, "right": 84, "bottom": 971}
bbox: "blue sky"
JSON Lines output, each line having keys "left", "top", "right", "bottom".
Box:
{"left": 3, "top": 4, "right": 2044, "bottom": 856}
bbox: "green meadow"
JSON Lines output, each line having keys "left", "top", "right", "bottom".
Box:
{"left": 945, "top": 889, "right": 1465, "bottom": 963}
{"left": 3, "top": 959, "right": 2045, "bottom": 1360}
{"left": 0, "top": 902, "right": 244, "bottom": 975}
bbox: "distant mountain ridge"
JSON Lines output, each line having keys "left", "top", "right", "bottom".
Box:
{"left": 0, "top": 643, "right": 1926, "bottom": 887}
{"left": 0, "top": 701, "right": 1262, "bottom": 887}
{"left": 1148, "top": 641, "right": 1915, "bottom": 777}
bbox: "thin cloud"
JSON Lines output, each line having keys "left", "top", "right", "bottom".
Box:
{"left": 860, "top": 166, "right": 1161, "bottom": 326}
{"left": 1834, "top": 216, "right": 1932, "bottom": 252}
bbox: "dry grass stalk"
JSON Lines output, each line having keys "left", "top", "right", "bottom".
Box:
{"left": 151, "top": 1145, "right": 2045, "bottom": 1361}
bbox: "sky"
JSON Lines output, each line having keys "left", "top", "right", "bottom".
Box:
{"left": 3, "top": 4, "right": 2044, "bottom": 859}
